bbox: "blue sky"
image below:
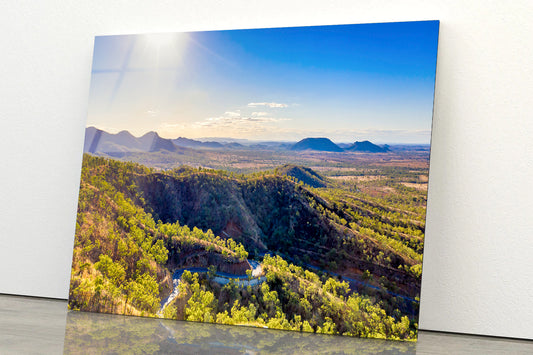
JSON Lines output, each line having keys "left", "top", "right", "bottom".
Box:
{"left": 88, "top": 21, "right": 439, "bottom": 143}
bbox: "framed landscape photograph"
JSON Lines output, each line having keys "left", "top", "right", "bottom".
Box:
{"left": 69, "top": 21, "right": 439, "bottom": 341}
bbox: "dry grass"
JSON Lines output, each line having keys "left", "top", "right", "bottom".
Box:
{"left": 400, "top": 182, "right": 428, "bottom": 191}
{"left": 418, "top": 175, "right": 429, "bottom": 182}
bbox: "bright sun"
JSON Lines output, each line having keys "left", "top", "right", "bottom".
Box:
{"left": 139, "top": 32, "right": 190, "bottom": 68}
{"left": 143, "top": 33, "right": 181, "bottom": 48}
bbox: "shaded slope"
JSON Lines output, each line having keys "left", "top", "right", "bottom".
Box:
{"left": 136, "top": 171, "right": 336, "bottom": 254}
{"left": 136, "top": 168, "right": 418, "bottom": 284}
{"left": 139, "top": 131, "right": 178, "bottom": 152}
{"left": 276, "top": 164, "right": 328, "bottom": 188}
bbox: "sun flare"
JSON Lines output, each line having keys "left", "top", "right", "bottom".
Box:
{"left": 142, "top": 33, "right": 183, "bottom": 48}
{"left": 139, "top": 32, "right": 190, "bottom": 68}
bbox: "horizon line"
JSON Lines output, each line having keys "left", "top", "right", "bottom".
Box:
{"left": 85, "top": 126, "right": 431, "bottom": 145}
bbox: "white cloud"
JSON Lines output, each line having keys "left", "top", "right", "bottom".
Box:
{"left": 247, "top": 102, "right": 288, "bottom": 108}
{"left": 224, "top": 111, "right": 241, "bottom": 118}
{"left": 190, "top": 105, "right": 292, "bottom": 137}
{"left": 193, "top": 115, "right": 289, "bottom": 128}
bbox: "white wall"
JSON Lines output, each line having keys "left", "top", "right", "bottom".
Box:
{"left": 1, "top": 0, "right": 532, "bottom": 340}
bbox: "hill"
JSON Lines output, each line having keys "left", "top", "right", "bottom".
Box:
{"left": 77, "top": 155, "right": 420, "bottom": 287}
{"left": 276, "top": 164, "right": 328, "bottom": 188}
{"left": 345, "top": 140, "right": 390, "bottom": 153}
{"left": 290, "top": 138, "right": 343, "bottom": 152}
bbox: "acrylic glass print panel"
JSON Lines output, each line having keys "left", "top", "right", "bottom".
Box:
{"left": 69, "top": 21, "right": 439, "bottom": 341}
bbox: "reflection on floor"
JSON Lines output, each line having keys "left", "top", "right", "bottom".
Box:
{"left": 64, "top": 310, "right": 415, "bottom": 354}
{"left": 1, "top": 294, "right": 532, "bottom": 354}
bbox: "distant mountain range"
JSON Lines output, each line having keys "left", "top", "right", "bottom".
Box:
{"left": 84, "top": 127, "right": 233, "bottom": 155}
{"left": 173, "top": 137, "right": 224, "bottom": 149}
{"left": 83, "top": 127, "right": 391, "bottom": 154}
{"left": 290, "top": 137, "right": 389, "bottom": 153}
{"left": 84, "top": 127, "right": 180, "bottom": 154}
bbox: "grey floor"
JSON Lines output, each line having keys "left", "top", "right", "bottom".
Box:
{"left": 1, "top": 294, "right": 532, "bottom": 354}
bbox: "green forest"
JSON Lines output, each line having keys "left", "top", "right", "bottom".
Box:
{"left": 69, "top": 152, "right": 427, "bottom": 341}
